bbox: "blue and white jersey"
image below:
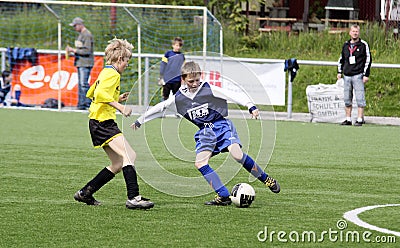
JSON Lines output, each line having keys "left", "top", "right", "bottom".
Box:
{"left": 136, "top": 82, "right": 255, "bottom": 129}
{"left": 175, "top": 83, "right": 228, "bottom": 128}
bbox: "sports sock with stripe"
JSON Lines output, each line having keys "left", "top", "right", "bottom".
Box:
{"left": 239, "top": 153, "right": 267, "bottom": 182}
{"left": 198, "top": 164, "right": 230, "bottom": 197}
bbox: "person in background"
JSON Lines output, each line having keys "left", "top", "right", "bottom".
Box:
{"left": 338, "top": 24, "right": 372, "bottom": 127}
{"left": 158, "top": 37, "right": 185, "bottom": 101}
{"left": 0, "top": 70, "right": 12, "bottom": 106}
{"left": 66, "top": 17, "right": 94, "bottom": 110}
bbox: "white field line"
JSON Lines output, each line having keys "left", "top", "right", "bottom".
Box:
{"left": 343, "top": 204, "right": 400, "bottom": 237}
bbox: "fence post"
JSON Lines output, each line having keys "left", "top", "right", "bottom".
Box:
{"left": 287, "top": 73, "right": 292, "bottom": 118}
{"left": 44, "top": 4, "right": 61, "bottom": 111}
{"left": 1, "top": 50, "right": 5, "bottom": 72}
{"left": 144, "top": 57, "right": 149, "bottom": 107}
{"left": 284, "top": 58, "right": 299, "bottom": 118}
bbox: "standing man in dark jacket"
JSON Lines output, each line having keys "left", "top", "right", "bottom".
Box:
{"left": 66, "top": 17, "right": 94, "bottom": 110}
{"left": 337, "top": 24, "right": 372, "bottom": 126}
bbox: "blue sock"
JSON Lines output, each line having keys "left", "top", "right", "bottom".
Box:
{"left": 198, "top": 165, "right": 230, "bottom": 197}
{"left": 239, "top": 153, "right": 268, "bottom": 182}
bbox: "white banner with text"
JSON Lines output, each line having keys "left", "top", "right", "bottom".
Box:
{"left": 194, "top": 59, "right": 286, "bottom": 106}
{"left": 306, "top": 79, "right": 358, "bottom": 123}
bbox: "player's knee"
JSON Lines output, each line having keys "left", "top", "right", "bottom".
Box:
{"left": 113, "top": 166, "right": 122, "bottom": 174}
{"left": 231, "top": 153, "right": 243, "bottom": 162}
{"left": 124, "top": 151, "right": 137, "bottom": 165}
{"left": 230, "top": 145, "right": 243, "bottom": 162}
{"left": 194, "top": 161, "right": 208, "bottom": 168}
{"left": 108, "top": 163, "right": 123, "bottom": 174}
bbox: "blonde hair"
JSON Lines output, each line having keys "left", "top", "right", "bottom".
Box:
{"left": 350, "top": 24, "right": 360, "bottom": 30}
{"left": 181, "top": 61, "right": 201, "bottom": 79}
{"left": 104, "top": 38, "right": 134, "bottom": 65}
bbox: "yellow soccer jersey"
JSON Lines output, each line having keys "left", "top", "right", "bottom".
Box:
{"left": 86, "top": 65, "right": 120, "bottom": 121}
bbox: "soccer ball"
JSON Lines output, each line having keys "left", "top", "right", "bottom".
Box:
{"left": 230, "top": 183, "right": 255, "bottom": 208}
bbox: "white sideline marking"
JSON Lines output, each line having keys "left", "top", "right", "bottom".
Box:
{"left": 343, "top": 204, "right": 400, "bottom": 237}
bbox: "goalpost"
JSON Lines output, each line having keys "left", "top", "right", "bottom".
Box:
{"left": 0, "top": 0, "right": 222, "bottom": 108}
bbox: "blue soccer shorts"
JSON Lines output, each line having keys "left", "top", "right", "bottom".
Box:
{"left": 194, "top": 118, "right": 241, "bottom": 156}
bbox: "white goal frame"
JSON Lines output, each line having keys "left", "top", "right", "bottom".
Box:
{"left": 0, "top": 0, "right": 223, "bottom": 107}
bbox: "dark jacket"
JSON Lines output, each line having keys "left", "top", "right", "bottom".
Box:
{"left": 338, "top": 39, "right": 372, "bottom": 77}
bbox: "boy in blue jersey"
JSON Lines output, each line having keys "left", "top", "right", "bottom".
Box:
{"left": 133, "top": 61, "right": 280, "bottom": 206}
{"left": 158, "top": 37, "right": 185, "bottom": 100}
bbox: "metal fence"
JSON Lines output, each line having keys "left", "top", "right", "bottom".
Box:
{"left": 2, "top": 47, "right": 399, "bottom": 118}
{"left": 0, "top": 0, "right": 222, "bottom": 106}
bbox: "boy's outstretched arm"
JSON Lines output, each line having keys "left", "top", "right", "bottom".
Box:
{"left": 131, "top": 96, "right": 176, "bottom": 130}
{"left": 210, "top": 84, "right": 259, "bottom": 119}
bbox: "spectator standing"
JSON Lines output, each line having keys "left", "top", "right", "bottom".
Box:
{"left": 0, "top": 70, "right": 12, "bottom": 106}
{"left": 337, "top": 24, "right": 372, "bottom": 126}
{"left": 66, "top": 17, "right": 94, "bottom": 110}
{"left": 159, "top": 37, "right": 185, "bottom": 101}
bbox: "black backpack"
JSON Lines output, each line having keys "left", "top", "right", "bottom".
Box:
{"left": 42, "top": 98, "right": 64, "bottom": 108}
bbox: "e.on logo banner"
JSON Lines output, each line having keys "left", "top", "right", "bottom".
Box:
{"left": 12, "top": 53, "right": 103, "bottom": 106}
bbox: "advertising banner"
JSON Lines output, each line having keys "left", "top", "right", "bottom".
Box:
{"left": 193, "top": 58, "right": 286, "bottom": 106}
{"left": 306, "top": 79, "right": 358, "bottom": 123}
{"left": 11, "top": 53, "right": 103, "bottom": 107}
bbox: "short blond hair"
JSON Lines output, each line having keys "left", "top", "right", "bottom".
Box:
{"left": 181, "top": 61, "right": 201, "bottom": 80}
{"left": 104, "top": 38, "right": 134, "bottom": 65}
{"left": 350, "top": 24, "right": 360, "bottom": 29}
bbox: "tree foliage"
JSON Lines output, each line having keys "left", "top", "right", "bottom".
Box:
{"left": 90, "top": 0, "right": 255, "bottom": 33}
{"left": 89, "top": 0, "right": 206, "bottom": 6}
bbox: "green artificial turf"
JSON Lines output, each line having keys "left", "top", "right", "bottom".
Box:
{"left": 0, "top": 109, "right": 398, "bottom": 247}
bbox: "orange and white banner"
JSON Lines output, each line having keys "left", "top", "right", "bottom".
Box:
{"left": 12, "top": 53, "right": 103, "bottom": 106}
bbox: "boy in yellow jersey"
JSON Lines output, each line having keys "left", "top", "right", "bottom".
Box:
{"left": 74, "top": 38, "right": 154, "bottom": 210}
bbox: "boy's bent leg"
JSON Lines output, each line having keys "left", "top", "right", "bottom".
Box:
{"left": 122, "top": 165, "right": 140, "bottom": 200}
{"left": 237, "top": 152, "right": 280, "bottom": 193}
{"left": 107, "top": 135, "right": 137, "bottom": 169}
{"left": 196, "top": 151, "right": 231, "bottom": 206}
{"left": 123, "top": 165, "right": 154, "bottom": 210}
{"left": 74, "top": 167, "right": 115, "bottom": 205}
{"left": 198, "top": 164, "right": 231, "bottom": 205}
{"left": 108, "top": 138, "right": 153, "bottom": 210}
{"left": 238, "top": 153, "right": 267, "bottom": 181}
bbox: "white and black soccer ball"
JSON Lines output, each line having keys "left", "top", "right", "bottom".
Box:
{"left": 230, "top": 183, "right": 255, "bottom": 208}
